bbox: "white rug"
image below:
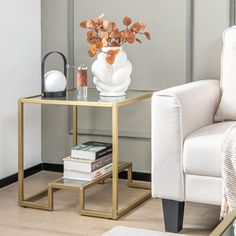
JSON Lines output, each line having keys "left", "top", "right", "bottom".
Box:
{"left": 102, "top": 226, "right": 181, "bottom": 236}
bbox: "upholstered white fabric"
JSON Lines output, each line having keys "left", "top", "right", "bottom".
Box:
{"left": 185, "top": 174, "right": 222, "bottom": 205}
{"left": 215, "top": 26, "right": 236, "bottom": 121}
{"left": 155, "top": 80, "right": 221, "bottom": 138}
{"left": 152, "top": 93, "right": 184, "bottom": 200}
{"left": 183, "top": 121, "right": 236, "bottom": 178}
{"left": 152, "top": 80, "right": 221, "bottom": 201}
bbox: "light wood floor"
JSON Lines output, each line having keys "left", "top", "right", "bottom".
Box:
{"left": 0, "top": 171, "right": 220, "bottom": 236}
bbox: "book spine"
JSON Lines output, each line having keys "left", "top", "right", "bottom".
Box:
{"left": 91, "top": 163, "right": 112, "bottom": 180}
{"left": 91, "top": 154, "right": 112, "bottom": 172}
{"left": 95, "top": 147, "right": 112, "bottom": 159}
{"left": 64, "top": 163, "right": 113, "bottom": 181}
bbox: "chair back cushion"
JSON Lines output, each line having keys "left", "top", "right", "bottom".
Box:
{"left": 215, "top": 26, "right": 236, "bottom": 121}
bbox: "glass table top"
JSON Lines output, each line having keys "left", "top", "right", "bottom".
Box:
{"left": 22, "top": 88, "right": 152, "bottom": 107}
{"left": 53, "top": 178, "right": 88, "bottom": 187}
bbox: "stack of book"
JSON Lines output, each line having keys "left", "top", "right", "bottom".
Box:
{"left": 63, "top": 141, "right": 112, "bottom": 181}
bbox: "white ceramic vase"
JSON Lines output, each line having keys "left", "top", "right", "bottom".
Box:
{"left": 92, "top": 47, "right": 132, "bottom": 97}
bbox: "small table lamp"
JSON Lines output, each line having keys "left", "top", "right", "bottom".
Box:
{"left": 41, "top": 51, "right": 68, "bottom": 98}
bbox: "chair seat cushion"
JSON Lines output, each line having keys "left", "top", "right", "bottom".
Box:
{"left": 183, "top": 121, "right": 236, "bottom": 177}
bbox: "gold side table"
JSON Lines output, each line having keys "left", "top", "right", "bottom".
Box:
{"left": 18, "top": 88, "right": 152, "bottom": 219}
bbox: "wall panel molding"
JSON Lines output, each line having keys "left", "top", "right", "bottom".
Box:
{"left": 67, "top": 0, "right": 75, "bottom": 133}
{"left": 186, "top": 0, "right": 194, "bottom": 83}
{"left": 67, "top": 0, "right": 75, "bottom": 87}
{"left": 186, "top": 0, "right": 235, "bottom": 83}
{"left": 229, "top": 0, "right": 235, "bottom": 26}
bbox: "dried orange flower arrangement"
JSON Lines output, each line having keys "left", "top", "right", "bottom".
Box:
{"left": 80, "top": 14, "right": 151, "bottom": 64}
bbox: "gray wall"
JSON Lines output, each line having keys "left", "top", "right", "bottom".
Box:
{"left": 74, "top": 0, "right": 187, "bottom": 90}
{"left": 41, "top": 0, "right": 235, "bottom": 173}
{"left": 192, "top": 0, "right": 230, "bottom": 81}
{"left": 41, "top": 0, "right": 71, "bottom": 167}
{"left": 0, "top": 0, "right": 41, "bottom": 178}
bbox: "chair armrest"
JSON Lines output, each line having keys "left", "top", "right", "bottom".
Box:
{"left": 151, "top": 80, "right": 221, "bottom": 201}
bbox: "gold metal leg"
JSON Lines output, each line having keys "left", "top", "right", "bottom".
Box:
{"left": 79, "top": 188, "right": 85, "bottom": 214}
{"left": 48, "top": 186, "right": 53, "bottom": 210}
{"left": 72, "top": 106, "right": 78, "bottom": 146}
{"left": 127, "top": 164, "right": 133, "bottom": 187}
{"left": 18, "top": 100, "right": 24, "bottom": 206}
{"left": 112, "top": 104, "right": 119, "bottom": 219}
{"left": 18, "top": 100, "right": 55, "bottom": 211}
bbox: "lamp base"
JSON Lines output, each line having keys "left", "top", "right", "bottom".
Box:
{"left": 43, "top": 91, "right": 66, "bottom": 98}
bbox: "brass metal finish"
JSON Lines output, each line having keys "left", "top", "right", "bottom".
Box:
{"left": 18, "top": 89, "right": 152, "bottom": 219}
{"left": 48, "top": 186, "right": 53, "bottom": 210}
{"left": 80, "top": 209, "right": 113, "bottom": 219}
{"left": 128, "top": 164, "right": 132, "bottom": 186}
{"left": 112, "top": 104, "right": 119, "bottom": 219}
{"left": 21, "top": 201, "right": 50, "bottom": 210}
{"left": 20, "top": 98, "right": 114, "bottom": 107}
{"left": 79, "top": 188, "right": 85, "bottom": 213}
{"left": 18, "top": 100, "right": 24, "bottom": 206}
{"left": 72, "top": 106, "right": 78, "bottom": 146}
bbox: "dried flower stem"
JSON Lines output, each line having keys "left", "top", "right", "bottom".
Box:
{"left": 80, "top": 15, "right": 151, "bottom": 64}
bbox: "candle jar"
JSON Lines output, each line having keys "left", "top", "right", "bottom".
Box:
{"left": 76, "top": 65, "right": 87, "bottom": 99}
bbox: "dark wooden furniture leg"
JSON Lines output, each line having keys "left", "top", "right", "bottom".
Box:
{"left": 162, "top": 199, "right": 185, "bottom": 233}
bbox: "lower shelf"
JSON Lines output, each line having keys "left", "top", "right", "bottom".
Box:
{"left": 49, "top": 161, "right": 131, "bottom": 191}
{"left": 20, "top": 161, "right": 151, "bottom": 219}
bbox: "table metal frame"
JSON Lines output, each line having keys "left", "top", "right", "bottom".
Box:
{"left": 210, "top": 209, "right": 236, "bottom": 236}
{"left": 18, "top": 89, "right": 152, "bottom": 219}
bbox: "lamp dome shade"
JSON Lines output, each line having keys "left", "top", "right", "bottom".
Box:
{"left": 44, "top": 70, "right": 67, "bottom": 92}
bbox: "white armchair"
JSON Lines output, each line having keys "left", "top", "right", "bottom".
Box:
{"left": 151, "top": 79, "right": 236, "bottom": 232}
